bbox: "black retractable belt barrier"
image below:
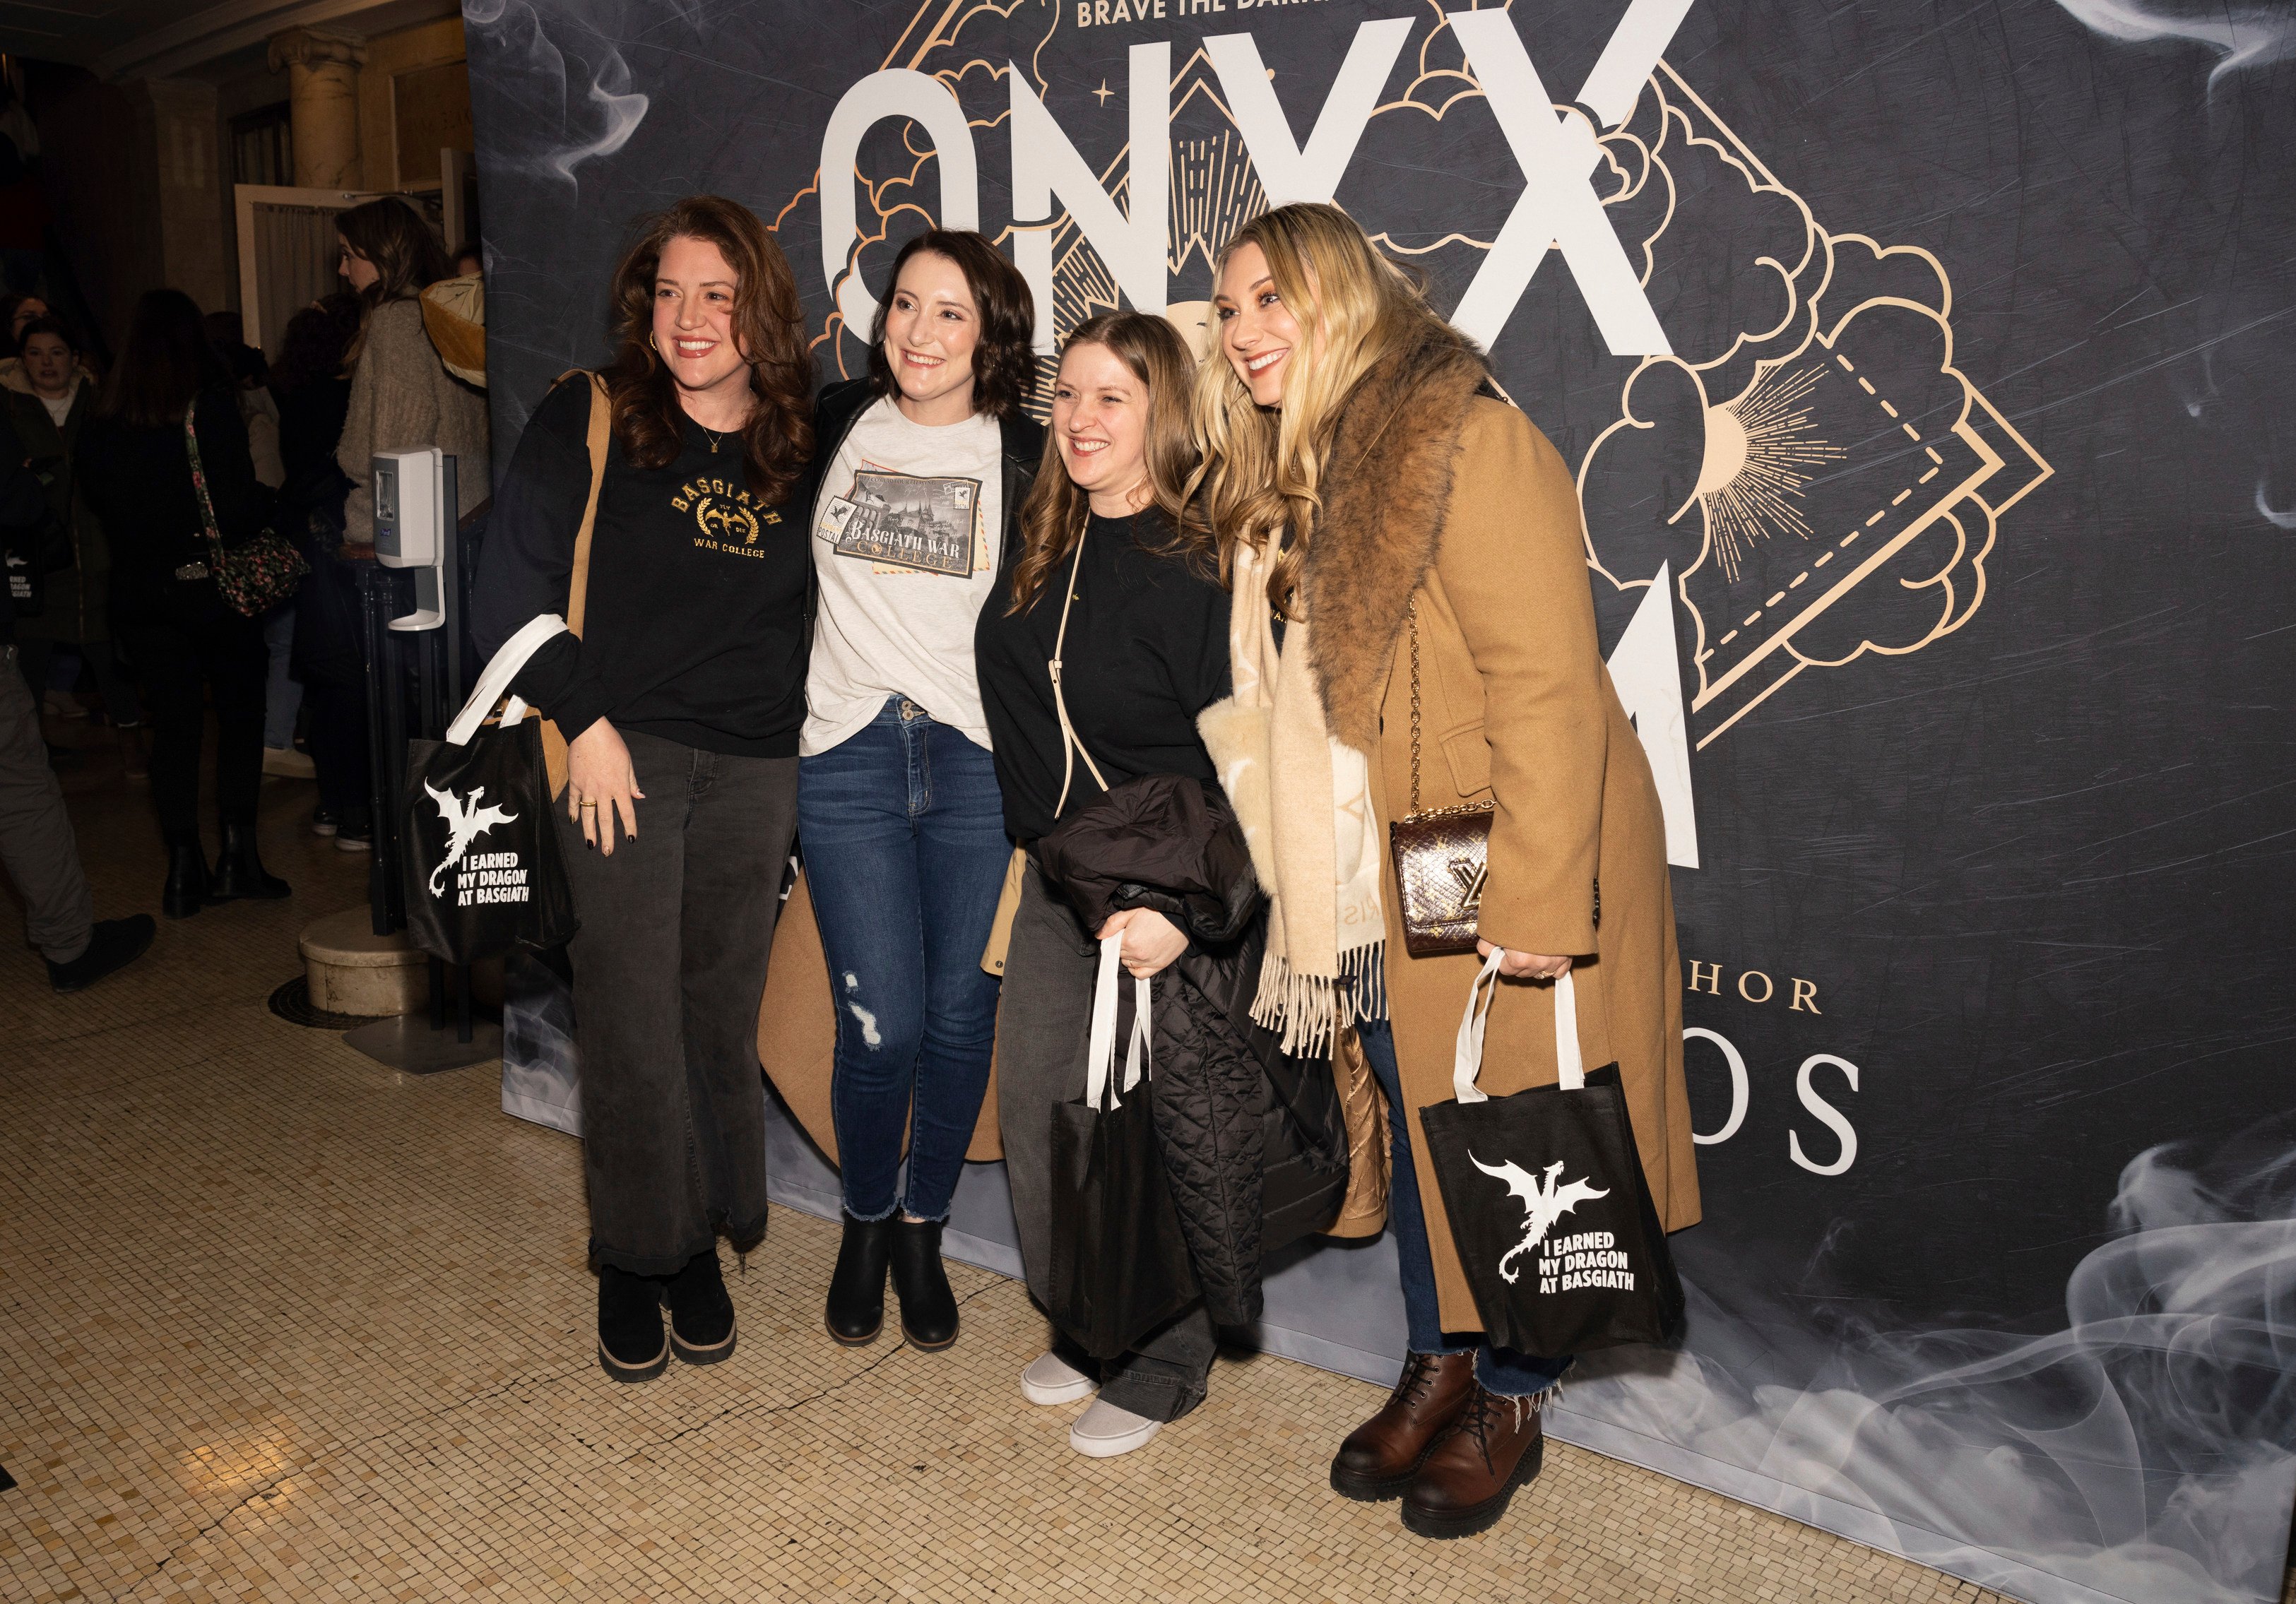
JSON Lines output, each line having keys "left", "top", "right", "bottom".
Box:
{"left": 340, "top": 480, "right": 503, "bottom": 1072}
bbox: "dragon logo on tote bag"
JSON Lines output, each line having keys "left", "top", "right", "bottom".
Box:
{"left": 424, "top": 782, "right": 523, "bottom": 901}
{"left": 1472, "top": 1156, "right": 1611, "bottom": 1285}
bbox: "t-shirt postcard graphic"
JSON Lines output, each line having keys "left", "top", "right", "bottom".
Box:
{"left": 826, "top": 471, "right": 980, "bottom": 576}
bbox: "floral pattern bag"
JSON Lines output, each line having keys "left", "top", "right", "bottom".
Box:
{"left": 184, "top": 396, "right": 307, "bottom": 616}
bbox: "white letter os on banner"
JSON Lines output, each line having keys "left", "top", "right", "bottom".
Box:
{"left": 1789, "top": 1053, "right": 1862, "bottom": 1176}
{"left": 1203, "top": 19, "right": 1413, "bottom": 208}
{"left": 820, "top": 71, "right": 980, "bottom": 338}
{"left": 1010, "top": 42, "right": 1170, "bottom": 349}
{"left": 1685, "top": 1026, "right": 1748, "bottom": 1146}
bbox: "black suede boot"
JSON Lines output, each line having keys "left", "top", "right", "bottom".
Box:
{"left": 162, "top": 841, "right": 209, "bottom": 920}
{"left": 663, "top": 1248, "right": 736, "bottom": 1365}
{"left": 597, "top": 1265, "right": 669, "bottom": 1382}
{"left": 207, "top": 821, "right": 289, "bottom": 902}
{"left": 48, "top": 915, "right": 157, "bottom": 993}
{"left": 889, "top": 1217, "right": 958, "bottom": 1350}
{"left": 824, "top": 1213, "right": 893, "bottom": 1345}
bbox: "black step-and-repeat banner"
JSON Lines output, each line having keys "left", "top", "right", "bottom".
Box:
{"left": 466, "top": 4, "right": 2296, "bottom": 1599}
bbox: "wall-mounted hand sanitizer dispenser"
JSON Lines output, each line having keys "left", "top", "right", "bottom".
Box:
{"left": 372, "top": 446, "right": 457, "bottom": 632}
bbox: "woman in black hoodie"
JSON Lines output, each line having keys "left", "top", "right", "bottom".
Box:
{"left": 78, "top": 290, "right": 283, "bottom": 916}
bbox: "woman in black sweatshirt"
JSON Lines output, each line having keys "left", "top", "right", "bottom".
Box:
{"left": 78, "top": 290, "right": 283, "bottom": 916}
{"left": 471, "top": 196, "right": 814, "bottom": 1384}
{"left": 974, "top": 312, "right": 1236, "bottom": 1459}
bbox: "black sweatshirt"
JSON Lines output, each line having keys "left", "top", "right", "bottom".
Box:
{"left": 975, "top": 509, "right": 1231, "bottom": 841}
{"left": 77, "top": 381, "right": 273, "bottom": 618}
{"left": 471, "top": 379, "right": 810, "bottom": 757}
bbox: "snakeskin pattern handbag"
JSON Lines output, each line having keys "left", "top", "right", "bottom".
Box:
{"left": 1386, "top": 598, "right": 1494, "bottom": 957}
{"left": 184, "top": 397, "right": 307, "bottom": 618}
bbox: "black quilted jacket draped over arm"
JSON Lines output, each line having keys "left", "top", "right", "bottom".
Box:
{"left": 1034, "top": 776, "right": 1349, "bottom": 1328}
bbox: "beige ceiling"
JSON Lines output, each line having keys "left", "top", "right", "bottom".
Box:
{"left": 0, "top": 0, "right": 458, "bottom": 80}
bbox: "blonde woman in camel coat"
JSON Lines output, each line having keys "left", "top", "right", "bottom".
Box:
{"left": 1193, "top": 203, "right": 1700, "bottom": 1541}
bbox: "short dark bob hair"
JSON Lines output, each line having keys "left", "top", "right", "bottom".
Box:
{"left": 864, "top": 229, "right": 1036, "bottom": 422}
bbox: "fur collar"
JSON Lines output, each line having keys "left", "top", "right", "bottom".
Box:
{"left": 1300, "top": 328, "right": 1490, "bottom": 749}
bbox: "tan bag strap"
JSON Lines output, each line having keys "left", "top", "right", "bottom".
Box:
{"left": 562, "top": 369, "right": 610, "bottom": 636}
{"left": 981, "top": 525, "right": 1105, "bottom": 979}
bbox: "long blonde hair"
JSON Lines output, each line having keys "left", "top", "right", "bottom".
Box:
{"left": 1007, "top": 311, "right": 1212, "bottom": 614}
{"left": 1188, "top": 202, "right": 1464, "bottom": 617}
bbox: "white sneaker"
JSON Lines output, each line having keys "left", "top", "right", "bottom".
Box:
{"left": 1068, "top": 1398, "right": 1161, "bottom": 1459}
{"left": 1020, "top": 1350, "right": 1096, "bottom": 1406}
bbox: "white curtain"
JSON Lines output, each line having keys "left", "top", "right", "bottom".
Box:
{"left": 251, "top": 202, "right": 343, "bottom": 356}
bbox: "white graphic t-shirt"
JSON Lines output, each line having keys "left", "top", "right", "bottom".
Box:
{"left": 800, "top": 396, "right": 1005, "bottom": 755}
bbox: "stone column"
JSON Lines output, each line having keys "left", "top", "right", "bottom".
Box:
{"left": 267, "top": 28, "right": 366, "bottom": 189}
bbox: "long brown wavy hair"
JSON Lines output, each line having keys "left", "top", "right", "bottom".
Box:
{"left": 600, "top": 195, "right": 814, "bottom": 506}
{"left": 1007, "top": 311, "right": 1211, "bottom": 615}
{"left": 337, "top": 197, "right": 454, "bottom": 367}
{"left": 1190, "top": 202, "right": 1472, "bottom": 619}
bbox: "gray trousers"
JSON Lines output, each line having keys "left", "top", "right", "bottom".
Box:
{"left": 997, "top": 864, "right": 1215, "bottom": 1422}
{"left": 0, "top": 646, "right": 93, "bottom": 963}
{"left": 559, "top": 730, "right": 798, "bottom": 1276}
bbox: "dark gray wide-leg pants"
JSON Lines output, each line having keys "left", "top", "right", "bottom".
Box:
{"left": 559, "top": 730, "right": 798, "bottom": 1276}
{"left": 996, "top": 863, "right": 1215, "bottom": 1422}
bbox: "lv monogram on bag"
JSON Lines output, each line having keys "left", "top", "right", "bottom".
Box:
{"left": 1387, "top": 599, "right": 1494, "bottom": 958}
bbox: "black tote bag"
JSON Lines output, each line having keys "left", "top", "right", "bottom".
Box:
{"left": 1419, "top": 956, "right": 1684, "bottom": 1355}
{"left": 400, "top": 616, "right": 580, "bottom": 966}
{"left": 1047, "top": 933, "right": 1200, "bottom": 1360}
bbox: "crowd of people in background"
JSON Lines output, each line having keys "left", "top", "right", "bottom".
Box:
{"left": 0, "top": 201, "right": 487, "bottom": 987}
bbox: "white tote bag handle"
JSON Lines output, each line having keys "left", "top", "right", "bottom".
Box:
{"left": 445, "top": 614, "right": 569, "bottom": 746}
{"left": 1452, "top": 951, "right": 1585, "bottom": 1105}
{"left": 1082, "top": 932, "right": 1152, "bottom": 1111}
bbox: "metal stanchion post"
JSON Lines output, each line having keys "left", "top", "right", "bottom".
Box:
{"left": 342, "top": 453, "right": 501, "bottom": 1074}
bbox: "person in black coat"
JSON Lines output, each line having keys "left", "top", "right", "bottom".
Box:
{"left": 269, "top": 292, "right": 368, "bottom": 847}
{"left": 78, "top": 290, "right": 284, "bottom": 917}
{"left": 976, "top": 312, "right": 1344, "bottom": 1458}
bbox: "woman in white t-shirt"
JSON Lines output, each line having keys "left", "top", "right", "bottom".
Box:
{"left": 800, "top": 230, "right": 1043, "bottom": 1353}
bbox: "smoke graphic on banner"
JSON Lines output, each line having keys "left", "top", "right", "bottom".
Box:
{"left": 1567, "top": 1130, "right": 2296, "bottom": 1604}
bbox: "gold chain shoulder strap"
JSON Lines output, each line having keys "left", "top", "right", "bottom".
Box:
{"left": 1407, "top": 596, "right": 1425, "bottom": 814}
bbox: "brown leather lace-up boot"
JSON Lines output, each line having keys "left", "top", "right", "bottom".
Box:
{"left": 1400, "top": 1381, "right": 1549, "bottom": 1538}
{"left": 1327, "top": 1350, "right": 1477, "bottom": 1500}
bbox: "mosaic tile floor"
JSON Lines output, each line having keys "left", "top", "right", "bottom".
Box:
{"left": 0, "top": 718, "right": 2280, "bottom": 1603}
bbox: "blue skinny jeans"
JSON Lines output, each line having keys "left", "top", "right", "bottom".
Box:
{"left": 797, "top": 698, "right": 1009, "bottom": 1222}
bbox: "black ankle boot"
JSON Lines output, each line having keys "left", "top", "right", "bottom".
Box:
{"left": 162, "top": 841, "right": 209, "bottom": 919}
{"left": 825, "top": 1213, "right": 893, "bottom": 1345}
{"left": 664, "top": 1248, "right": 736, "bottom": 1365}
{"left": 207, "top": 821, "right": 289, "bottom": 902}
{"left": 596, "top": 1264, "right": 669, "bottom": 1383}
{"left": 890, "top": 1216, "right": 958, "bottom": 1350}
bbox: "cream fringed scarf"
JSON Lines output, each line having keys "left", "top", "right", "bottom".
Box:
{"left": 1196, "top": 537, "right": 1385, "bottom": 1053}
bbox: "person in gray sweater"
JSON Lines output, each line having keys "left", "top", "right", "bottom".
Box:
{"left": 333, "top": 198, "right": 489, "bottom": 548}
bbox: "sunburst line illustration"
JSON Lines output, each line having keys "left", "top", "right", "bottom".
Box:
{"left": 1692, "top": 364, "right": 1845, "bottom": 583}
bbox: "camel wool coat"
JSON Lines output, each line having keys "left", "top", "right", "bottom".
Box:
{"left": 1293, "top": 329, "right": 1702, "bottom": 1336}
